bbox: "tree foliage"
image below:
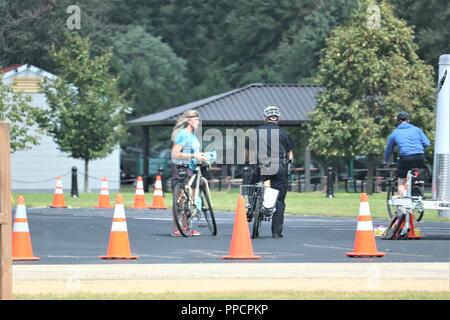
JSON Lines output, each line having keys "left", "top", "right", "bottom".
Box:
{"left": 111, "top": 26, "right": 188, "bottom": 117}
{"left": 0, "top": 76, "right": 43, "bottom": 152}
{"left": 309, "top": 1, "right": 434, "bottom": 158}
{"left": 42, "top": 32, "right": 127, "bottom": 191}
{"left": 308, "top": 0, "right": 435, "bottom": 192}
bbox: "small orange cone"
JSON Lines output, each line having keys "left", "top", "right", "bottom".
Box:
{"left": 400, "top": 211, "right": 421, "bottom": 239}
{"left": 132, "top": 176, "right": 148, "bottom": 209}
{"left": 50, "top": 176, "right": 67, "bottom": 208}
{"left": 223, "top": 195, "right": 261, "bottom": 259}
{"left": 12, "top": 196, "right": 40, "bottom": 261}
{"left": 96, "top": 177, "right": 113, "bottom": 208}
{"left": 346, "top": 193, "right": 385, "bottom": 257}
{"left": 150, "top": 175, "right": 167, "bottom": 209}
{"left": 100, "top": 194, "right": 138, "bottom": 260}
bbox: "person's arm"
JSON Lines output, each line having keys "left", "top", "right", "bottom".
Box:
{"left": 419, "top": 129, "right": 430, "bottom": 149}
{"left": 384, "top": 134, "right": 395, "bottom": 163}
{"left": 288, "top": 150, "right": 294, "bottom": 162}
{"left": 284, "top": 129, "right": 294, "bottom": 162}
{"left": 172, "top": 144, "right": 206, "bottom": 163}
{"left": 171, "top": 133, "right": 206, "bottom": 163}
{"left": 172, "top": 144, "right": 193, "bottom": 160}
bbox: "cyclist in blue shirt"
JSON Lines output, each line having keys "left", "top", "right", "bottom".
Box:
{"left": 171, "top": 110, "right": 207, "bottom": 236}
{"left": 384, "top": 111, "right": 430, "bottom": 197}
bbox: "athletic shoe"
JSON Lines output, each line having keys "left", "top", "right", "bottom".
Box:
{"left": 171, "top": 229, "right": 201, "bottom": 237}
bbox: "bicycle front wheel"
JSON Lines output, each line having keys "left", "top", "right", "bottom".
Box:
{"left": 251, "top": 194, "right": 264, "bottom": 239}
{"left": 172, "top": 182, "right": 193, "bottom": 237}
{"left": 200, "top": 183, "right": 217, "bottom": 236}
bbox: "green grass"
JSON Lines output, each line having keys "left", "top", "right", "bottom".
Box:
{"left": 14, "top": 291, "right": 450, "bottom": 300}
{"left": 12, "top": 189, "right": 449, "bottom": 221}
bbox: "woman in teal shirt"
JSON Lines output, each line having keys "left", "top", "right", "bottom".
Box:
{"left": 170, "top": 110, "right": 207, "bottom": 236}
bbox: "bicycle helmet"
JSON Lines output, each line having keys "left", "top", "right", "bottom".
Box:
{"left": 204, "top": 150, "right": 217, "bottom": 164}
{"left": 397, "top": 111, "right": 410, "bottom": 122}
{"left": 263, "top": 106, "right": 280, "bottom": 119}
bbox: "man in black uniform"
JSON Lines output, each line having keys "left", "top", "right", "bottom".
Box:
{"left": 250, "top": 106, "right": 294, "bottom": 238}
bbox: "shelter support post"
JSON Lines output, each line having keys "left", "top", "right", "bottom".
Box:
{"left": 0, "top": 122, "right": 13, "bottom": 300}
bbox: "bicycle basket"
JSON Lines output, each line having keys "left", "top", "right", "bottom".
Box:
{"left": 263, "top": 187, "right": 279, "bottom": 209}
{"left": 240, "top": 185, "right": 264, "bottom": 208}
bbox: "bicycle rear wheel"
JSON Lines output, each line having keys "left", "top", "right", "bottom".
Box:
{"left": 411, "top": 186, "right": 424, "bottom": 222}
{"left": 172, "top": 182, "right": 193, "bottom": 237}
{"left": 200, "top": 183, "right": 217, "bottom": 236}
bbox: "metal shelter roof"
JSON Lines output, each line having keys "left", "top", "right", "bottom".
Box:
{"left": 128, "top": 83, "right": 323, "bottom": 127}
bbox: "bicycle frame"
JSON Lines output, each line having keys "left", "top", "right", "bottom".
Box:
{"left": 184, "top": 165, "right": 212, "bottom": 216}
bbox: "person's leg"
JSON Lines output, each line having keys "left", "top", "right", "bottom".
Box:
{"left": 396, "top": 159, "right": 408, "bottom": 197}
{"left": 270, "top": 175, "right": 287, "bottom": 238}
{"left": 397, "top": 177, "right": 407, "bottom": 197}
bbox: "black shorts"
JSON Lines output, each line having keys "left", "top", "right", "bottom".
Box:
{"left": 171, "top": 164, "right": 199, "bottom": 189}
{"left": 397, "top": 154, "right": 426, "bottom": 179}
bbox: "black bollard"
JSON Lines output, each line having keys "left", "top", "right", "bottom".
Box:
{"left": 71, "top": 166, "right": 79, "bottom": 198}
{"left": 326, "top": 166, "right": 334, "bottom": 198}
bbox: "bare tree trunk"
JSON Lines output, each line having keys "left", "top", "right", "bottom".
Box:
{"left": 367, "top": 156, "right": 375, "bottom": 195}
{"left": 84, "top": 159, "right": 89, "bottom": 193}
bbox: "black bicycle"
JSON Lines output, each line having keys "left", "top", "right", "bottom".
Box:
{"left": 172, "top": 162, "right": 217, "bottom": 237}
{"left": 240, "top": 182, "right": 278, "bottom": 239}
{"left": 386, "top": 165, "right": 427, "bottom": 222}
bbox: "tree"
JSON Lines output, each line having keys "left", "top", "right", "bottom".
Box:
{"left": 0, "top": 76, "right": 43, "bottom": 152}
{"left": 390, "top": 0, "right": 450, "bottom": 72}
{"left": 111, "top": 26, "right": 188, "bottom": 117}
{"left": 270, "top": 0, "right": 359, "bottom": 83}
{"left": 0, "top": 0, "right": 67, "bottom": 71}
{"left": 308, "top": 0, "right": 435, "bottom": 194}
{"left": 42, "top": 32, "right": 127, "bottom": 192}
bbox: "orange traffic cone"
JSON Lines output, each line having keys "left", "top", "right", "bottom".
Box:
{"left": 133, "top": 176, "right": 148, "bottom": 209}
{"left": 50, "top": 176, "right": 67, "bottom": 208}
{"left": 100, "top": 194, "right": 138, "bottom": 260}
{"left": 96, "top": 177, "right": 113, "bottom": 208}
{"left": 223, "top": 195, "right": 261, "bottom": 259}
{"left": 399, "top": 211, "right": 421, "bottom": 239}
{"left": 346, "top": 193, "right": 385, "bottom": 257}
{"left": 150, "top": 175, "right": 167, "bottom": 209}
{"left": 12, "top": 196, "right": 40, "bottom": 261}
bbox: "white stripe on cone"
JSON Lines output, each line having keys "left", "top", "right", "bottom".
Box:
{"left": 13, "top": 222, "right": 30, "bottom": 232}
{"left": 113, "top": 204, "right": 126, "bottom": 218}
{"left": 154, "top": 190, "right": 163, "bottom": 196}
{"left": 359, "top": 202, "right": 371, "bottom": 216}
{"left": 101, "top": 189, "right": 109, "bottom": 195}
{"left": 14, "top": 205, "right": 27, "bottom": 219}
{"left": 155, "top": 180, "right": 162, "bottom": 189}
{"left": 356, "top": 221, "right": 374, "bottom": 231}
{"left": 111, "top": 221, "right": 128, "bottom": 232}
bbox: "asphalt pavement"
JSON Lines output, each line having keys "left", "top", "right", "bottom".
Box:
{"left": 15, "top": 206, "right": 450, "bottom": 265}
